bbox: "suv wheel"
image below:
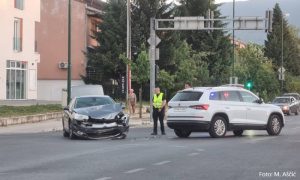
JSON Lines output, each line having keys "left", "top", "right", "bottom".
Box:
{"left": 233, "top": 130, "right": 243, "bottom": 136}
{"left": 174, "top": 129, "right": 191, "bottom": 138}
{"left": 69, "top": 121, "right": 77, "bottom": 139}
{"left": 267, "top": 114, "right": 282, "bottom": 136}
{"left": 209, "top": 116, "right": 227, "bottom": 138}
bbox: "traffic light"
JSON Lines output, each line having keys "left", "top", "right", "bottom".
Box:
{"left": 244, "top": 80, "right": 253, "bottom": 90}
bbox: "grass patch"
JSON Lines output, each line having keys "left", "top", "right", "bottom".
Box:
{"left": 0, "top": 104, "right": 62, "bottom": 118}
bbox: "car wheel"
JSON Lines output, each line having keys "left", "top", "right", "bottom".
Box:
{"left": 295, "top": 108, "right": 299, "bottom": 115}
{"left": 233, "top": 130, "right": 243, "bottom": 136}
{"left": 267, "top": 114, "right": 282, "bottom": 136}
{"left": 174, "top": 129, "right": 191, "bottom": 138}
{"left": 209, "top": 116, "right": 227, "bottom": 138}
{"left": 62, "top": 119, "right": 69, "bottom": 137}
{"left": 69, "top": 121, "right": 77, "bottom": 140}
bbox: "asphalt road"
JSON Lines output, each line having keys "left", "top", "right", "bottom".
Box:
{"left": 0, "top": 115, "right": 299, "bottom": 180}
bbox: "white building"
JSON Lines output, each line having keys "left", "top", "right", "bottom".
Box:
{"left": 0, "top": 0, "right": 40, "bottom": 100}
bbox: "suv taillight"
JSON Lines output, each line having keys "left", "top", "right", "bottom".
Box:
{"left": 189, "top": 104, "right": 209, "bottom": 110}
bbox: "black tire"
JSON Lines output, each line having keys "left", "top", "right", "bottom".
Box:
{"left": 69, "top": 121, "right": 77, "bottom": 140}
{"left": 209, "top": 116, "right": 227, "bottom": 138}
{"left": 174, "top": 129, "right": 191, "bottom": 138}
{"left": 295, "top": 108, "right": 299, "bottom": 115}
{"left": 62, "top": 120, "right": 69, "bottom": 137}
{"left": 233, "top": 130, "right": 243, "bottom": 136}
{"left": 267, "top": 114, "right": 283, "bottom": 136}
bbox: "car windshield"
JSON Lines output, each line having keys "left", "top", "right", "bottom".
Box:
{"left": 171, "top": 91, "right": 203, "bottom": 101}
{"left": 283, "top": 94, "right": 300, "bottom": 100}
{"left": 75, "top": 96, "right": 115, "bottom": 109}
{"left": 273, "top": 98, "right": 290, "bottom": 104}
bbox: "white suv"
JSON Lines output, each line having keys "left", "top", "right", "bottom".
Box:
{"left": 167, "top": 87, "right": 285, "bottom": 138}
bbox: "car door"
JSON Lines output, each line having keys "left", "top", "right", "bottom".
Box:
{"left": 217, "top": 90, "right": 247, "bottom": 124}
{"left": 239, "top": 91, "right": 269, "bottom": 125}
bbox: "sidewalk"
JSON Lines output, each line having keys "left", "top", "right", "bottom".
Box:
{"left": 0, "top": 113, "right": 152, "bottom": 134}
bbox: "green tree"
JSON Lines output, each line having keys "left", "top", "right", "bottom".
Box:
{"left": 264, "top": 3, "right": 300, "bottom": 76}
{"left": 83, "top": 0, "right": 127, "bottom": 97}
{"left": 177, "top": 0, "right": 232, "bottom": 84}
{"left": 121, "top": 44, "right": 149, "bottom": 117}
{"left": 235, "top": 44, "right": 280, "bottom": 101}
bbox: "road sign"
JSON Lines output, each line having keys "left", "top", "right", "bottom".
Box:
{"left": 279, "top": 73, "right": 285, "bottom": 81}
{"left": 278, "top": 66, "right": 286, "bottom": 73}
{"left": 147, "top": 35, "right": 161, "bottom": 46}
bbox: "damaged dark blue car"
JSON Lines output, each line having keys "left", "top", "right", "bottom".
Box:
{"left": 62, "top": 96, "right": 129, "bottom": 140}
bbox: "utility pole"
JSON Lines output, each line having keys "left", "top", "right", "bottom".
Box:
{"left": 232, "top": 0, "right": 235, "bottom": 77}
{"left": 67, "top": 0, "right": 72, "bottom": 105}
{"left": 126, "top": 0, "right": 131, "bottom": 103}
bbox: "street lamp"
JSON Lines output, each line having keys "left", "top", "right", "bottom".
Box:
{"left": 281, "top": 13, "right": 289, "bottom": 94}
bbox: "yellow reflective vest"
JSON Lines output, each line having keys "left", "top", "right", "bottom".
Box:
{"left": 153, "top": 93, "right": 164, "bottom": 109}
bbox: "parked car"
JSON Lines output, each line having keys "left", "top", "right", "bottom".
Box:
{"left": 282, "top": 93, "right": 300, "bottom": 112}
{"left": 272, "top": 96, "right": 299, "bottom": 115}
{"left": 62, "top": 95, "right": 129, "bottom": 140}
{"left": 167, "top": 87, "right": 285, "bottom": 138}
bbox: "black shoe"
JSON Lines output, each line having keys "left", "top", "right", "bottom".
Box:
{"left": 151, "top": 132, "right": 157, "bottom": 135}
{"left": 162, "top": 132, "right": 166, "bottom": 135}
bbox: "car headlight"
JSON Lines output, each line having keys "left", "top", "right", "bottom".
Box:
{"left": 282, "top": 106, "right": 289, "bottom": 110}
{"left": 73, "top": 113, "right": 89, "bottom": 121}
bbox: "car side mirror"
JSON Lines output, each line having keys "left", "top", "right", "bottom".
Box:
{"left": 255, "top": 99, "right": 263, "bottom": 104}
{"left": 63, "top": 106, "right": 69, "bottom": 111}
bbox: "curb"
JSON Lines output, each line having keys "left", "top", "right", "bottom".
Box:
{"left": 0, "top": 112, "right": 62, "bottom": 127}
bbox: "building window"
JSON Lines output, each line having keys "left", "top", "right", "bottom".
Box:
{"left": 15, "top": 0, "right": 24, "bottom": 10}
{"left": 6, "top": 60, "right": 27, "bottom": 99}
{"left": 13, "top": 18, "right": 22, "bottom": 52}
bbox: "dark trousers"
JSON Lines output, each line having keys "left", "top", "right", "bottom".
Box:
{"left": 152, "top": 108, "right": 165, "bottom": 133}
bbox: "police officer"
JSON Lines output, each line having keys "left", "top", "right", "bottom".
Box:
{"left": 151, "top": 87, "right": 166, "bottom": 135}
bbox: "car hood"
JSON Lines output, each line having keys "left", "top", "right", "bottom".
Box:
{"left": 74, "top": 104, "right": 122, "bottom": 119}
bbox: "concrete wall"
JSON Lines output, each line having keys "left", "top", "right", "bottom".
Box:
{"left": 0, "top": 0, "right": 41, "bottom": 100}
{"left": 37, "top": 80, "right": 84, "bottom": 101}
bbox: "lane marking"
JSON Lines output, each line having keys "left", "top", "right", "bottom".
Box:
{"left": 153, "top": 160, "right": 171, "bottom": 166}
{"left": 124, "top": 168, "right": 145, "bottom": 174}
{"left": 188, "top": 152, "right": 200, "bottom": 156}
{"left": 173, "top": 145, "right": 185, "bottom": 148}
{"left": 95, "top": 177, "right": 112, "bottom": 180}
{"left": 196, "top": 148, "right": 205, "bottom": 152}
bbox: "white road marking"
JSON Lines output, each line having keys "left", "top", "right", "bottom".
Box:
{"left": 196, "top": 148, "right": 205, "bottom": 152}
{"left": 124, "top": 168, "right": 145, "bottom": 174}
{"left": 95, "top": 177, "right": 112, "bottom": 180}
{"left": 153, "top": 160, "right": 171, "bottom": 166}
{"left": 188, "top": 152, "right": 200, "bottom": 156}
{"left": 173, "top": 145, "right": 185, "bottom": 148}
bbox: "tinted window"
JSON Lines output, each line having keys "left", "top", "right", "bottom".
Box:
{"left": 171, "top": 91, "right": 203, "bottom": 101}
{"left": 75, "top": 97, "right": 115, "bottom": 109}
{"left": 220, "top": 91, "right": 241, "bottom": 102}
{"left": 283, "top": 94, "right": 300, "bottom": 100}
{"left": 240, "top": 91, "right": 258, "bottom": 103}
{"left": 209, "top": 91, "right": 220, "bottom": 100}
{"left": 273, "top": 98, "right": 290, "bottom": 104}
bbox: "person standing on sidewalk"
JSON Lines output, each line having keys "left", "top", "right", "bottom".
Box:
{"left": 128, "top": 89, "right": 136, "bottom": 114}
{"left": 151, "top": 87, "right": 166, "bottom": 135}
{"left": 184, "top": 82, "right": 192, "bottom": 89}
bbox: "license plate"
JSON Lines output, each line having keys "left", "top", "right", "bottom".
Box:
{"left": 92, "top": 123, "right": 117, "bottom": 128}
{"left": 174, "top": 107, "right": 187, "bottom": 112}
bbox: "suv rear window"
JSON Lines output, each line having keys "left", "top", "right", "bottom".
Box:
{"left": 171, "top": 91, "right": 203, "bottom": 101}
